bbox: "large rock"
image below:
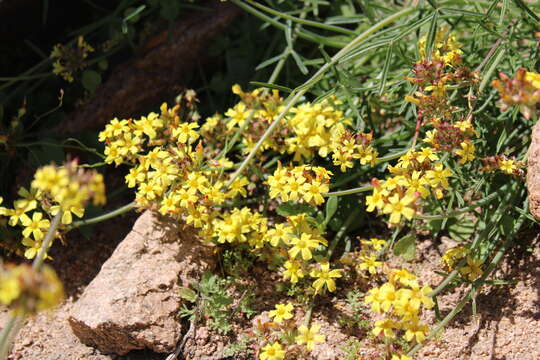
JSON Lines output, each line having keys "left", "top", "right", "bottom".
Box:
{"left": 68, "top": 210, "right": 215, "bottom": 355}
{"left": 528, "top": 121, "right": 540, "bottom": 220}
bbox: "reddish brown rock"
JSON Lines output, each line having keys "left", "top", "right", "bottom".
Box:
{"left": 68, "top": 210, "right": 215, "bottom": 355}
{"left": 527, "top": 121, "right": 540, "bottom": 220}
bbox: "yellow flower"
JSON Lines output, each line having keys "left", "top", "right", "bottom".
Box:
{"left": 499, "top": 159, "right": 516, "bottom": 174}
{"left": 417, "top": 147, "right": 439, "bottom": 163}
{"left": 268, "top": 303, "right": 294, "bottom": 323}
{"left": 265, "top": 224, "right": 293, "bottom": 247}
{"left": 364, "top": 286, "right": 384, "bottom": 313}
{"left": 403, "top": 320, "right": 429, "bottom": 343}
{"left": 173, "top": 122, "right": 200, "bottom": 143}
{"left": 283, "top": 260, "right": 304, "bottom": 283}
{"left": 295, "top": 324, "right": 325, "bottom": 351}
{"left": 426, "top": 163, "right": 452, "bottom": 189}
{"left": 442, "top": 246, "right": 469, "bottom": 268}
{"left": 135, "top": 112, "right": 163, "bottom": 139}
{"left": 388, "top": 268, "right": 416, "bottom": 286}
{"left": 372, "top": 318, "right": 398, "bottom": 338}
{"left": 405, "top": 171, "right": 430, "bottom": 198}
{"left": 259, "top": 342, "right": 286, "bottom": 360}
{"left": 361, "top": 238, "right": 387, "bottom": 251}
{"left": 365, "top": 186, "right": 387, "bottom": 212}
{"left": 455, "top": 141, "right": 475, "bottom": 164}
{"left": 21, "top": 212, "right": 50, "bottom": 241}
{"left": 358, "top": 254, "right": 382, "bottom": 275}
{"left": 460, "top": 256, "right": 483, "bottom": 281}
{"left": 6, "top": 198, "right": 37, "bottom": 226}
{"left": 400, "top": 282, "right": 434, "bottom": 310}
{"left": 379, "top": 283, "right": 398, "bottom": 312}
{"left": 21, "top": 237, "right": 42, "bottom": 259}
{"left": 288, "top": 233, "right": 320, "bottom": 261}
{"left": 301, "top": 181, "right": 328, "bottom": 205}
{"left": 225, "top": 102, "right": 252, "bottom": 129}
{"left": 50, "top": 204, "right": 84, "bottom": 225}
{"left": 382, "top": 193, "right": 416, "bottom": 224}
{"left": 310, "top": 262, "right": 342, "bottom": 293}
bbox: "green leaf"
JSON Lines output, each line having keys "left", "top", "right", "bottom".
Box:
{"left": 448, "top": 216, "right": 475, "bottom": 242}
{"left": 179, "top": 287, "right": 197, "bottom": 302}
{"left": 393, "top": 233, "right": 416, "bottom": 261}
{"left": 81, "top": 70, "right": 101, "bottom": 93}
{"left": 324, "top": 196, "right": 339, "bottom": 224}
{"left": 378, "top": 42, "right": 393, "bottom": 96}
{"left": 276, "top": 202, "right": 314, "bottom": 217}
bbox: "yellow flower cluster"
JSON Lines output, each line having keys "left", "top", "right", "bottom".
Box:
{"left": 0, "top": 161, "right": 106, "bottom": 259}
{"left": 212, "top": 207, "right": 267, "bottom": 247}
{"left": 220, "top": 86, "right": 378, "bottom": 170}
{"left": 418, "top": 29, "right": 463, "bottom": 66}
{"left": 0, "top": 263, "right": 63, "bottom": 315}
{"left": 492, "top": 68, "right": 540, "bottom": 120}
{"left": 51, "top": 36, "right": 94, "bottom": 82}
{"left": 99, "top": 98, "right": 255, "bottom": 241}
{"left": 480, "top": 155, "right": 523, "bottom": 176}
{"left": 267, "top": 164, "right": 331, "bottom": 206}
{"left": 258, "top": 303, "right": 326, "bottom": 360}
{"left": 365, "top": 268, "right": 433, "bottom": 344}
{"left": 32, "top": 160, "right": 106, "bottom": 221}
{"left": 366, "top": 148, "right": 452, "bottom": 224}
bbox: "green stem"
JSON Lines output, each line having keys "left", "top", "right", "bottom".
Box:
{"left": 416, "top": 189, "right": 502, "bottom": 221}
{"left": 69, "top": 202, "right": 136, "bottom": 229}
{"left": 226, "top": 6, "right": 416, "bottom": 188}
{"left": 243, "top": 0, "right": 357, "bottom": 36}
{"left": 0, "top": 316, "right": 17, "bottom": 360}
{"left": 478, "top": 47, "right": 506, "bottom": 94}
{"left": 33, "top": 212, "right": 63, "bottom": 270}
{"left": 324, "top": 184, "right": 373, "bottom": 197}
{"left": 327, "top": 210, "right": 358, "bottom": 258}
{"left": 230, "top": 0, "right": 347, "bottom": 48}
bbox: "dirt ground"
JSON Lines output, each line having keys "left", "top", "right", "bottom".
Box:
{"left": 1, "top": 217, "right": 538, "bottom": 360}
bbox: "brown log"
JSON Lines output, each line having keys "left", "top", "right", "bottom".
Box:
{"left": 60, "top": 1, "right": 240, "bottom": 134}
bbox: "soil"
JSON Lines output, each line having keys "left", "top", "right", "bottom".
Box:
{"left": 1, "top": 217, "right": 538, "bottom": 359}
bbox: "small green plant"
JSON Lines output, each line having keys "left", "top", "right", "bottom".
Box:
{"left": 337, "top": 290, "right": 371, "bottom": 331}
{"left": 341, "top": 337, "right": 363, "bottom": 360}
{"left": 179, "top": 271, "right": 234, "bottom": 334}
{"left": 223, "top": 335, "right": 254, "bottom": 357}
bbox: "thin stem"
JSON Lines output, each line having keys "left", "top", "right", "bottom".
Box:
{"left": 0, "top": 316, "right": 17, "bottom": 360}
{"left": 327, "top": 210, "right": 359, "bottom": 258}
{"left": 243, "top": 0, "right": 357, "bottom": 36}
{"left": 478, "top": 47, "right": 506, "bottom": 94}
{"left": 226, "top": 6, "right": 417, "bottom": 188}
{"left": 416, "top": 189, "right": 501, "bottom": 221}
{"left": 229, "top": 0, "right": 346, "bottom": 48}
{"left": 324, "top": 184, "right": 373, "bottom": 197}
{"left": 69, "top": 202, "right": 136, "bottom": 229}
{"left": 33, "top": 212, "right": 63, "bottom": 270}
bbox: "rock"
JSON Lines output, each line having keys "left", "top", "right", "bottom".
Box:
{"left": 68, "top": 210, "right": 215, "bottom": 355}
{"left": 527, "top": 120, "right": 540, "bottom": 220}
{"left": 6, "top": 300, "right": 113, "bottom": 360}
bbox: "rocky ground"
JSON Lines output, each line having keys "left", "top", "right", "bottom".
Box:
{"left": 1, "top": 211, "right": 538, "bottom": 360}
